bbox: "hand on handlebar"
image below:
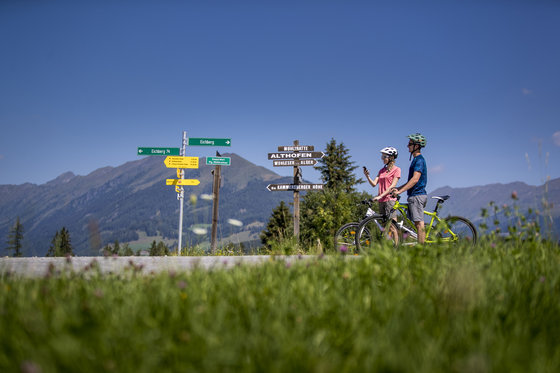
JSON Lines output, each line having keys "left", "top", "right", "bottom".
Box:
{"left": 390, "top": 188, "right": 399, "bottom": 197}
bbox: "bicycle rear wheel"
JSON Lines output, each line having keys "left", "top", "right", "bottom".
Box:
{"left": 334, "top": 223, "right": 361, "bottom": 254}
{"left": 356, "top": 215, "right": 400, "bottom": 253}
{"left": 437, "top": 216, "right": 477, "bottom": 245}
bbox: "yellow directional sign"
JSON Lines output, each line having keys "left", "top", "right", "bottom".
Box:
{"left": 164, "top": 156, "right": 199, "bottom": 169}
{"left": 166, "top": 179, "right": 201, "bottom": 186}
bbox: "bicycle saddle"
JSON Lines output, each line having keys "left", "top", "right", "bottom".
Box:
{"left": 432, "top": 195, "right": 450, "bottom": 202}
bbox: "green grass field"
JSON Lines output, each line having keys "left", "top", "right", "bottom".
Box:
{"left": 1, "top": 240, "right": 559, "bottom": 372}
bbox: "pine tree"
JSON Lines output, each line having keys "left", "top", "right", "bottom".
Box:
{"left": 6, "top": 217, "right": 24, "bottom": 257}
{"left": 149, "top": 240, "right": 169, "bottom": 256}
{"left": 46, "top": 227, "right": 74, "bottom": 257}
{"left": 260, "top": 201, "right": 293, "bottom": 248}
{"left": 315, "top": 138, "right": 362, "bottom": 193}
{"left": 300, "top": 139, "right": 371, "bottom": 251}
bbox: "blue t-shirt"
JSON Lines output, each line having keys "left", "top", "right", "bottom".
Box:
{"left": 407, "top": 154, "right": 427, "bottom": 196}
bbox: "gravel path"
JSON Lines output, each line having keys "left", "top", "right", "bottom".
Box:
{"left": 0, "top": 255, "right": 314, "bottom": 277}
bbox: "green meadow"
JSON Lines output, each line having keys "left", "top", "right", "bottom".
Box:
{"left": 1, "top": 240, "right": 559, "bottom": 372}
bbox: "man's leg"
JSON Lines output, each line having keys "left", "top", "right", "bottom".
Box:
{"left": 415, "top": 220, "right": 425, "bottom": 244}
{"left": 408, "top": 195, "right": 427, "bottom": 244}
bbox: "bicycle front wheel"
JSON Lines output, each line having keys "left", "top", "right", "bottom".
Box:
{"left": 334, "top": 222, "right": 361, "bottom": 254}
{"left": 437, "top": 216, "right": 477, "bottom": 245}
{"left": 356, "top": 215, "right": 400, "bottom": 253}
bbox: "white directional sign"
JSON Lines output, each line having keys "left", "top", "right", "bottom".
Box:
{"left": 267, "top": 184, "right": 325, "bottom": 192}
{"left": 267, "top": 151, "right": 324, "bottom": 160}
{"left": 273, "top": 159, "right": 318, "bottom": 167}
{"left": 278, "top": 145, "right": 314, "bottom": 152}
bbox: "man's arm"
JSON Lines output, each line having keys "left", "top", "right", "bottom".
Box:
{"left": 392, "top": 171, "right": 421, "bottom": 195}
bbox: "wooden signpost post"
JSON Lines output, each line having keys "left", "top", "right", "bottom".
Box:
{"left": 267, "top": 140, "right": 325, "bottom": 239}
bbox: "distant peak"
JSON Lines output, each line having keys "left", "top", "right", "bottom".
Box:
{"left": 47, "top": 171, "right": 76, "bottom": 184}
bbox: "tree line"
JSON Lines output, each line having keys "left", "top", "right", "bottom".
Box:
{"left": 4, "top": 220, "right": 172, "bottom": 257}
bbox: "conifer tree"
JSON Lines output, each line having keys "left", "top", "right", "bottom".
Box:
{"left": 6, "top": 217, "right": 24, "bottom": 257}
{"left": 46, "top": 227, "right": 74, "bottom": 257}
{"left": 315, "top": 138, "right": 362, "bottom": 192}
{"left": 149, "top": 240, "right": 169, "bottom": 256}
{"left": 301, "top": 139, "right": 371, "bottom": 250}
{"left": 260, "top": 201, "right": 293, "bottom": 248}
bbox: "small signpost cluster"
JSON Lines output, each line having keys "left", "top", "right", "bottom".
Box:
{"left": 138, "top": 132, "right": 231, "bottom": 254}
{"left": 267, "top": 140, "right": 325, "bottom": 238}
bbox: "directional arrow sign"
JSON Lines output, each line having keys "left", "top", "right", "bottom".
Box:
{"left": 268, "top": 151, "right": 325, "bottom": 160}
{"left": 278, "top": 145, "right": 314, "bottom": 152}
{"left": 206, "top": 156, "right": 231, "bottom": 166}
{"left": 164, "top": 156, "right": 199, "bottom": 169}
{"left": 166, "top": 179, "right": 201, "bottom": 186}
{"left": 267, "top": 184, "right": 325, "bottom": 192}
{"left": 273, "top": 159, "right": 318, "bottom": 167}
{"left": 188, "top": 138, "right": 231, "bottom": 147}
{"left": 138, "top": 147, "right": 180, "bottom": 156}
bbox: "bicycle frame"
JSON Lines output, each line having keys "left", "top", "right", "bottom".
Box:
{"left": 392, "top": 198, "right": 460, "bottom": 244}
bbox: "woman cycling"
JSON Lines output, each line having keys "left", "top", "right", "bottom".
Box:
{"left": 363, "top": 147, "right": 401, "bottom": 219}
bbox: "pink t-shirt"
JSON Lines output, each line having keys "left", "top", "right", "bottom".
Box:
{"left": 377, "top": 166, "right": 401, "bottom": 202}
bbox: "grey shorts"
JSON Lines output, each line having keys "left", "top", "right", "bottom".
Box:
{"left": 379, "top": 201, "right": 397, "bottom": 220}
{"left": 407, "top": 195, "right": 427, "bottom": 222}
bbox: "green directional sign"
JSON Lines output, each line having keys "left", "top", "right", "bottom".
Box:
{"left": 188, "top": 138, "right": 231, "bottom": 147}
{"left": 206, "top": 156, "right": 231, "bottom": 166}
{"left": 138, "top": 147, "right": 180, "bottom": 156}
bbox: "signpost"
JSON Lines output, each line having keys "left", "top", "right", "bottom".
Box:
{"left": 267, "top": 151, "right": 324, "bottom": 160}
{"left": 266, "top": 184, "right": 324, "bottom": 192}
{"left": 273, "top": 159, "right": 318, "bottom": 167}
{"left": 188, "top": 138, "right": 231, "bottom": 147}
{"left": 278, "top": 145, "right": 314, "bottom": 152}
{"left": 266, "top": 140, "right": 325, "bottom": 239}
{"left": 164, "top": 156, "right": 199, "bottom": 169}
{"left": 206, "top": 156, "right": 231, "bottom": 166}
{"left": 166, "top": 179, "right": 201, "bottom": 186}
{"left": 138, "top": 132, "right": 232, "bottom": 256}
{"left": 138, "top": 147, "right": 180, "bottom": 156}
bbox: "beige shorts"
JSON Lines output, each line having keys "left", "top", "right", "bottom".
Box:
{"left": 407, "top": 195, "right": 427, "bottom": 222}
{"left": 379, "top": 200, "right": 397, "bottom": 220}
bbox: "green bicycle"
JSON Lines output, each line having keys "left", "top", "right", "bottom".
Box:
{"left": 334, "top": 200, "right": 400, "bottom": 254}
{"left": 356, "top": 195, "right": 477, "bottom": 251}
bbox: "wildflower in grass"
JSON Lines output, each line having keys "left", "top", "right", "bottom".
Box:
{"left": 540, "top": 276, "right": 546, "bottom": 283}
{"left": 339, "top": 245, "right": 348, "bottom": 254}
{"left": 180, "top": 292, "right": 187, "bottom": 300}
{"left": 190, "top": 193, "right": 197, "bottom": 206}
{"left": 491, "top": 243, "right": 496, "bottom": 248}
{"left": 286, "top": 261, "right": 292, "bottom": 269}
{"left": 20, "top": 361, "right": 41, "bottom": 373}
{"left": 177, "top": 280, "right": 187, "bottom": 289}
{"left": 511, "top": 190, "right": 518, "bottom": 200}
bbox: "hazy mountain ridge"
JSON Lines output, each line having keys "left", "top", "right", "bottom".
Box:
{"left": 1, "top": 154, "right": 558, "bottom": 256}
{"left": 0, "top": 154, "right": 292, "bottom": 256}
{"left": 429, "top": 179, "right": 560, "bottom": 223}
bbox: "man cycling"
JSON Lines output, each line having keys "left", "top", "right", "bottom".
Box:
{"left": 391, "top": 133, "right": 428, "bottom": 244}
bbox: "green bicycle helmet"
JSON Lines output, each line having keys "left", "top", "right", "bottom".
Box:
{"left": 407, "top": 133, "right": 426, "bottom": 148}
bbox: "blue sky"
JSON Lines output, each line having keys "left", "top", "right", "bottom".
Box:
{"left": 1, "top": 0, "right": 559, "bottom": 193}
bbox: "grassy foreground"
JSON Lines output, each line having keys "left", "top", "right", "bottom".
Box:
{"left": 1, "top": 241, "right": 560, "bottom": 372}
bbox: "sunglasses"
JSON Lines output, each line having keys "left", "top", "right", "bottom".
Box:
{"left": 408, "top": 142, "right": 415, "bottom": 146}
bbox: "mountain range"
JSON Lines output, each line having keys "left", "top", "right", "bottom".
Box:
{"left": 1, "top": 154, "right": 558, "bottom": 256}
